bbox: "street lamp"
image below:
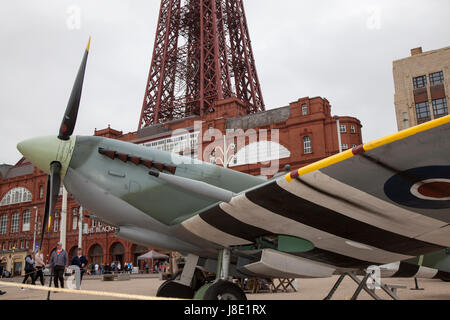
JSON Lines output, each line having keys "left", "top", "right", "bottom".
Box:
{"left": 33, "top": 206, "right": 38, "bottom": 252}
{"left": 10, "top": 246, "right": 16, "bottom": 276}
{"left": 334, "top": 116, "right": 343, "bottom": 153}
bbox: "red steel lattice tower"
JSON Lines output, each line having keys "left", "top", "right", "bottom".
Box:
{"left": 138, "top": 0, "right": 265, "bottom": 129}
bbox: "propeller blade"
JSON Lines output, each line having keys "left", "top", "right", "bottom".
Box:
{"left": 38, "top": 162, "right": 62, "bottom": 252}
{"left": 58, "top": 37, "right": 91, "bottom": 140}
{"left": 39, "top": 175, "right": 51, "bottom": 252}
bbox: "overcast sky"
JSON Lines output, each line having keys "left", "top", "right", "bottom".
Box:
{"left": 1, "top": 0, "right": 449, "bottom": 165}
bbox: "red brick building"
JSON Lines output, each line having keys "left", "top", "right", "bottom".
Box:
{"left": 0, "top": 96, "right": 362, "bottom": 276}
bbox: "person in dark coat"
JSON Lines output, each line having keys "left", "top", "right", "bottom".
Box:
{"left": 70, "top": 248, "right": 88, "bottom": 283}
{"left": 22, "top": 249, "right": 36, "bottom": 286}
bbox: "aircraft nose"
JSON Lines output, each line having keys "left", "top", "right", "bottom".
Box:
{"left": 17, "top": 135, "right": 76, "bottom": 179}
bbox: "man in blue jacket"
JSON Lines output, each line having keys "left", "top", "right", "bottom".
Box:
{"left": 71, "top": 248, "right": 88, "bottom": 283}
{"left": 49, "top": 242, "right": 68, "bottom": 289}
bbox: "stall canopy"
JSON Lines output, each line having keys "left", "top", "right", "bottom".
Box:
{"left": 137, "top": 250, "right": 169, "bottom": 260}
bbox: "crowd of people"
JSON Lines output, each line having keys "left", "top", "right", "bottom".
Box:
{"left": 142, "top": 261, "right": 169, "bottom": 274}
{"left": 85, "top": 261, "right": 133, "bottom": 275}
{"left": 0, "top": 247, "right": 171, "bottom": 295}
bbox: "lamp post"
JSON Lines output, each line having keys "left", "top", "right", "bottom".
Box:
{"left": 60, "top": 187, "right": 68, "bottom": 250}
{"left": 335, "top": 116, "right": 343, "bottom": 153}
{"left": 33, "top": 206, "right": 38, "bottom": 252}
{"left": 78, "top": 207, "right": 83, "bottom": 249}
{"left": 10, "top": 246, "right": 16, "bottom": 276}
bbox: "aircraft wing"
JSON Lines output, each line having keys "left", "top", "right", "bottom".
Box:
{"left": 180, "top": 115, "right": 450, "bottom": 276}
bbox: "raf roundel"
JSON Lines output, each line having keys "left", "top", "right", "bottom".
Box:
{"left": 384, "top": 166, "right": 450, "bottom": 209}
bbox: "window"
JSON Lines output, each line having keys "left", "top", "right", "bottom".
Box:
{"left": 1, "top": 187, "right": 32, "bottom": 206}
{"left": 340, "top": 125, "right": 347, "bottom": 133}
{"left": 429, "top": 71, "right": 444, "bottom": 86}
{"left": 350, "top": 125, "right": 356, "bottom": 133}
{"left": 415, "top": 101, "right": 431, "bottom": 122}
{"left": 11, "top": 212, "right": 19, "bottom": 233}
{"left": 432, "top": 98, "right": 448, "bottom": 117}
{"left": 22, "top": 210, "right": 30, "bottom": 232}
{"left": 72, "top": 215, "right": 78, "bottom": 230}
{"left": 55, "top": 210, "right": 59, "bottom": 218}
{"left": 342, "top": 144, "right": 349, "bottom": 150}
{"left": 25, "top": 240, "right": 29, "bottom": 249}
{"left": 413, "top": 75, "right": 427, "bottom": 89}
{"left": 302, "top": 104, "right": 308, "bottom": 116}
{"left": 39, "top": 186, "right": 44, "bottom": 199}
{"left": 352, "top": 144, "right": 357, "bottom": 148}
{"left": 54, "top": 219, "right": 59, "bottom": 232}
{"left": 303, "top": 136, "right": 312, "bottom": 154}
{"left": 0, "top": 214, "right": 7, "bottom": 235}
{"left": 72, "top": 208, "right": 78, "bottom": 216}
{"left": 20, "top": 240, "right": 24, "bottom": 249}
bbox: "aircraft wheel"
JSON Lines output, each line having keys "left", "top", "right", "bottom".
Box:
{"left": 203, "top": 280, "right": 247, "bottom": 300}
{"left": 156, "top": 280, "right": 195, "bottom": 299}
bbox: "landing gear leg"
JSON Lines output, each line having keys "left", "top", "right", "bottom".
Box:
{"left": 195, "top": 248, "right": 247, "bottom": 300}
{"left": 156, "top": 254, "right": 199, "bottom": 299}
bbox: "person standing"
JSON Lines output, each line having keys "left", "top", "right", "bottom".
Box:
{"left": 70, "top": 248, "right": 88, "bottom": 283}
{"left": 34, "top": 252, "right": 46, "bottom": 286}
{"left": 49, "top": 242, "right": 68, "bottom": 289}
{"left": 22, "top": 249, "right": 36, "bottom": 286}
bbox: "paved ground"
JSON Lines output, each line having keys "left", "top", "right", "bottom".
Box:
{"left": 0, "top": 275, "right": 449, "bottom": 300}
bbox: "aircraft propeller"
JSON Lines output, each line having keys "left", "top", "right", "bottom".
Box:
{"left": 37, "top": 38, "right": 91, "bottom": 252}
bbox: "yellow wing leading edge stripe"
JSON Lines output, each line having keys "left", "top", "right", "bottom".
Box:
{"left": 285, "top": 115, "right": 450, "bottom": 182}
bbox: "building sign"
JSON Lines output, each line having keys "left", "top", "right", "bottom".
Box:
{"left": 83, "top": 225, "right": 117, "bottom": 235}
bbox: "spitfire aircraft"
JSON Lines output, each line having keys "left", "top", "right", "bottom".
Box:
{"left": 17, "top": 40, "right": 450, "bottom": 300}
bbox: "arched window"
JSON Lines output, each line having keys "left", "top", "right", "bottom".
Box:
{"left": 303, "top": 136, "right": 312, "bottom": 154}
{"left": 1, "top": 187, "right": 32, "bottom": 206}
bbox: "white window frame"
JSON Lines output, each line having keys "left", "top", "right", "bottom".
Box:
{"left": 340, "top": 125, "right": 347, "bottom": 133}
{"left": 72, "top": 215, "right": 78, "bottom": 230}
{"left": 342, "top": 144, "right": 349, "bottom": 150}
{"left": 303, "top": 136, "right": 312, "bottom": 154}
{"left": 350, "top": 125, "right": 356, "bottom": 133}
{"left": 0, "top": 214, "right": 8, "bottom": 235}
{"left": 22, "top": 210, "right": 31, "bottom": 232}
{"left": 11, "top": 212, "right": 19, "bottom": 233}
{"left": 302, "top": 104, "right": 308, "bottom": 116}
{"left": 54, "top": 219, "right": 59, "bottom": 232}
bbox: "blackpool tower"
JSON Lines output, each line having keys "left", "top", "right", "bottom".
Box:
{"left": 138, "top": 0, "right": 265, "bottom": 129}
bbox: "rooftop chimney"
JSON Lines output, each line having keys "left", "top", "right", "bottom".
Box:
{"left": 411, "top": 47, "right": 423, "bottom": 56}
